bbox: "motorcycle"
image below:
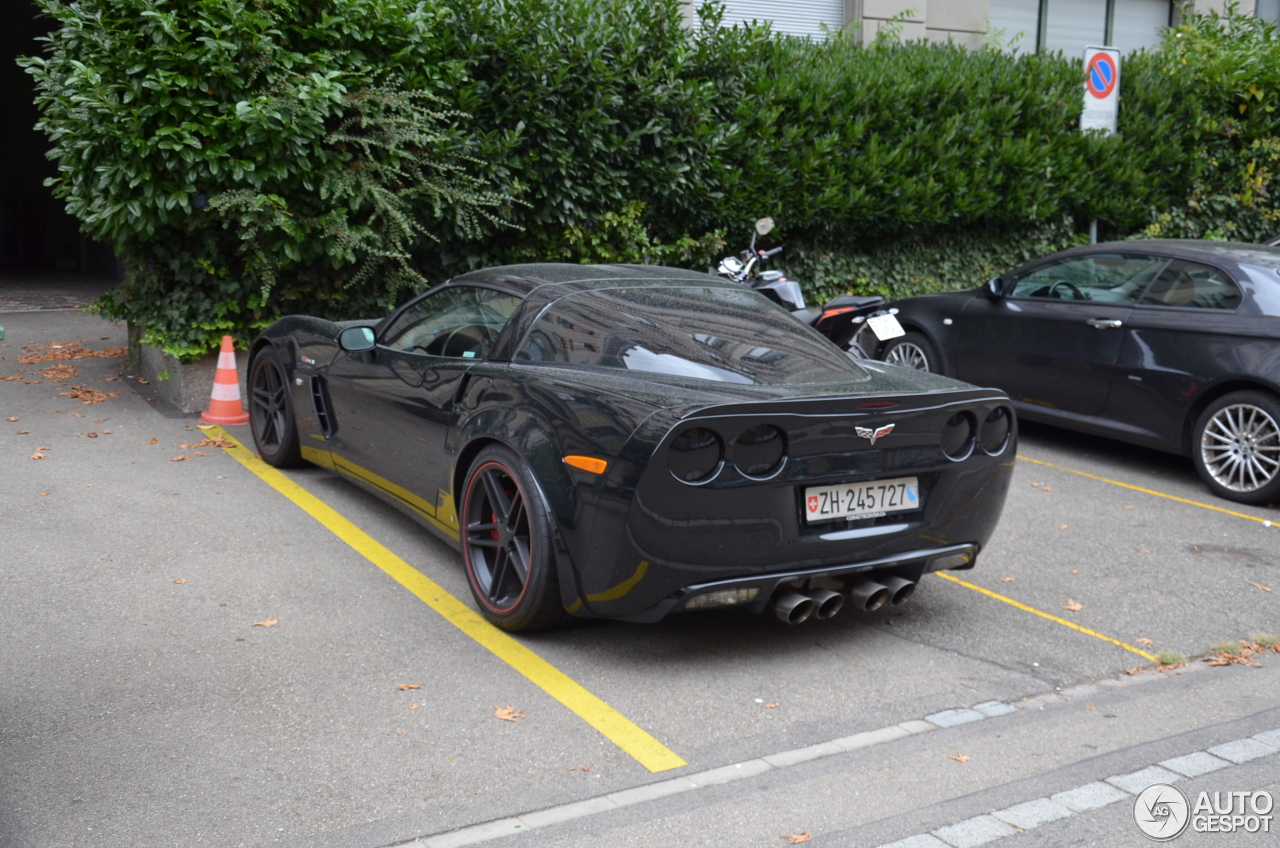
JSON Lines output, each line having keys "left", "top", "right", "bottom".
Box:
{"left": 714, "top": 218, "right": 907, "bottom": 358}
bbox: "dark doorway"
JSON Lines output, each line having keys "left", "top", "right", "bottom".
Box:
{"left": 2, "top": 0, "right": 117, "bottom": 278}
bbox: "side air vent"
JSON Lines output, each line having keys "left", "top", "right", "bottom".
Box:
{"left": 310, "top": 376, "right": 336, "bottom": 438}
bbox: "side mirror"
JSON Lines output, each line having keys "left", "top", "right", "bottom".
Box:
{"left": 338, "top": 326, "right": 376, "bottom": 352}
{"left": 754, "top": 217, "right": 775, "bottom": 236}
{"left": 985, "top": 277, "right": 1004, "bottom": 298}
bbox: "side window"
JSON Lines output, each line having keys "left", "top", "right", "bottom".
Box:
{"left": 381, "top": 287, "right": 523, "bottom": 359}
{"left": 1009, "top": 254, "right": 1168, "bottom": 304}
{"left": 1139, "top": 260, "right": 1243, "bottom": 310}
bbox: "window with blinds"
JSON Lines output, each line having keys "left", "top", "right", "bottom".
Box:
{"left": 987, "top": 0, "right": 1171, "bottom": 57}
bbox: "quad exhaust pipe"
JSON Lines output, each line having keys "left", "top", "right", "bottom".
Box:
{"left": 773, "top": 576, "right": 915, "bottom": 624}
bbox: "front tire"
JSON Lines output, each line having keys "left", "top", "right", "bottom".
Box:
{"left": 461, "top": 445, "right": 568, "bottom": 631}
{"left": 248, "top": 346, "right": 302, "bottom": 468}
{"left": 1192, "top": 391, "right": 1280, "bottom": 505}
{"left": 882, "top": 332, "right": 941, "bottom": 373}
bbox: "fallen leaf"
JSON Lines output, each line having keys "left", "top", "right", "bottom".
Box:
{"left": 1123, "top": 667, "right": 1143, "bottom": 675}
{"left": 780, "top": 832, "right": 813, "bottom": 844}
{"left": 581, "top": 765, "right": 592, "bottom": 772}
{"left": 1000, "top": 577, "right": 1015, "bottom": 583}
{"left": 1139, "top": 549, "right": 1150, "bottom": 554}
{"left": 58, "top": 385, "right": 117, "bottom": 404}
{"left": 30, "top": 452, "right": 45, "bottom": 460}
{"left": 252, "top": 619, "right": 278, "bottom": 628}
{"left": 38, "top": 492, "right": 49, "bottom": 496}
{"left": 170, "top": 455, "right": 188, "bottom": 462}
{"left": 1057, "top": 524, "right": 1069, "bottom": 530}
{"left": 764, "top": 703, "right": 778, "bottom": 708}
{"left": 493, "top": 705, "right": 525, "bottom": 722}
{"left": 396, "top": 729, "right": 404, "bottom": 735}
{"left": 85, "top": 484, "right": 93, "bottom": 488}
{"left": 948, "top": 753, "right": 971, "bottom": 763}
{"left": 1124, "top": 505, "right": 1134, "bottom": 510}
{"left": 72, "top": 412, "right": 84, "bottom": 418}
{"left": 1249, "top": 582, "right": 1273, "bottom": 593}
{"left": 398, "top": 683, "right": 422, "bottom": 691}
{"left": 1063, "top": 599, "right": 1084, "bottom": 612}
{"left": 1031, "top": 482, "right": 1040, "bottom": 487}
{"left": 102, "top": 431, "right": 112, "bottom": 434}
{"left": 1136, "top": 637, "right": 1154, "bottom": 646}
{"left": 409, "top": 703, "right": 420, "bottom": 710}
{"left": 16, "top": 430, "right": 28, "bottom": 434}
{"left": 1084, "top": 705, "right": 1097, "bottom": 711}
{"left": 87, "top": 432, "right": 98, "bottom": 438}
{"left": 38, "top": 445, "right": 50, "bottom": 451}
{"left": 195, "top": 451, "right": 207, "bottom": 456}
{"left": 94, "top": 419, "right": 106, "bottom": 423}
{"left": 149, "top": 438, "right": 158, "bottom": 444}
{"left": 5, "top": 416, "right": 15, "bottom": 422}
{"left": 1041, "top": 486, "right": 1052, "bottom": 492}
{"left": 1071, "top": 569, "right": 1080, "bottom": 575}
{"left": 172, "top": 579, "right": 187, "bottom": 584}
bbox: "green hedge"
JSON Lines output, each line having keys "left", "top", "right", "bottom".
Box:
{"left": 19, "top": 1, "right": 1280, "bottom": 358}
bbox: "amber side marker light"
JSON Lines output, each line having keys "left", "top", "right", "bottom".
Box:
{"left": 564, "top": 455, "right": 608, "bottom": 474}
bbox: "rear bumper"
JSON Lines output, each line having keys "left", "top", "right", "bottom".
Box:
{"left": 614, "top": 542, "right": 978, "bottom": 623}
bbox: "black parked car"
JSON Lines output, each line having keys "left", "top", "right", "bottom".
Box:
{"left": 248, "top": 264, "right": 1015, "bottom": 630}
{"left": 878, "top": 241, "right": 1280, "bottom": 504}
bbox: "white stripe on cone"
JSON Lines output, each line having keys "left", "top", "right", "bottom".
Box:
{"left": 211, "top": 381, "right": 241, "bottom": 402}
{"left": 217, "top": 351, "right": 237, "bottom": 370}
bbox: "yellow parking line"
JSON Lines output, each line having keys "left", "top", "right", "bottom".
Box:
{"left": 204, "top": 426, "right": 686, "bottom": 773}
{"left": 936, "top": 572, "right": 1157, "bottom": 662}
{"left": 1017, "top": 455, "right": 1276, "bottom": 528}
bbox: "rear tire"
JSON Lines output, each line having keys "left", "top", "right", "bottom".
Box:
{"left": 1191, "top": 391, "right": 1280, "bottom": 505}
{"left": 248, "top": 346, "right": 303, "bottom": 468}
{"left": 461, "top": 445, "right": 569, "bottom": 631}
{"left": 881, "top": 332, "right": 941, "bottom": 374}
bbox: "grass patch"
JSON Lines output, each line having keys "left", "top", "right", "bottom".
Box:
{"left": 1211, "top": 641, "right": 1243, "bottom": 656}
{"left": 1252, "top": 633, "right": 1279, "bottom": 649}
{"left": 1155, "top": 651, "right": 1187, "bottom": 667}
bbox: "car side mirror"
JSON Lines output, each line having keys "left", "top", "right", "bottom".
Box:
{"left": 985, "top": 277, "right": 1004, "bottom": 299}
{"left": 338, "top": 326, "right": 376, "bottom": 352}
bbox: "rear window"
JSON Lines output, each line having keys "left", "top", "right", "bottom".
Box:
{"left": 513, "top": 286, "right": 868, "bottom": 386}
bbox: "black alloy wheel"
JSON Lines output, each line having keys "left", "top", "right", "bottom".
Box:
{"left": 1192, "top": 390, "right": 1280, "bottom": 505}
{"left": 882, "top": 332, "right": 940, "bottom": 374}
{"left": 461, "top": 445, "right": 567, "bottom": 631}
{"left": 249, "top": 346, "right": 302, "bottom": 467}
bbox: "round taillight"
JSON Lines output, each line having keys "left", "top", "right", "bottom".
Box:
{"left": 667, "top": 427, "right": 723, "bottom": 484}
{"left": 979, "top": 407, "right": 1011, "bottom": 454}
{"left": 733, "top": 424, "right": 786, "bottom": 478}
{"left": 941, "top": 412, "right": 975, "bottom": 461}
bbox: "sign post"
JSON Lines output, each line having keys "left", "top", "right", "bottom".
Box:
{"left": 1081, "top": 46, "right": 1120, "bottom": 135}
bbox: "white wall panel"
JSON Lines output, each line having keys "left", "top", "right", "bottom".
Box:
{"left": 1112, "top": 0, "right": 1171, "bottom": 55}
{"left": 988, "top": 0, "right": 1040, "bottom": 54}
{"left": 1043, "top": 0, "right": 1107, "bottom": 57}
{"left": 717, "top": 0, "right": 847, "bottom": 39}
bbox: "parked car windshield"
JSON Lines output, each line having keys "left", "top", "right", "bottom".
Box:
{"left": 514, "top": 286, "right": 868, "bottom": 385}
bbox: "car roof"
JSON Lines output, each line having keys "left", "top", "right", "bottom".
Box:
{"left": 1055, "top": 240, "right": 1280, "bottom": 270}
{"left": 446, "top": 263, "right": 725, "bottom": 297}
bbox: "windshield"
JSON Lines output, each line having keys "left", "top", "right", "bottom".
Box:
{"left": 513, "top": 286, "right": 869, "bottom": 386}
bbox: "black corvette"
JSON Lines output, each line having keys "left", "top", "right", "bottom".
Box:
{"left": 247, "top": 264, "right": 1014, "bottom": 630}
{"left": 877, "top": 241, "right": 1280, "bottom": 504}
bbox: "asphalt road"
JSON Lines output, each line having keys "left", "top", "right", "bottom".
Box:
{"left": 1, "top": 307, "right": 1277, "bottom": 848}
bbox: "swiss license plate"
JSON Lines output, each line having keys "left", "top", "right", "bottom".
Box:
{"left": 804, "top": 476, "right": 920, "bottom": 523}
{"left": 867, "top": 313, "right": 905, "bottom": 341}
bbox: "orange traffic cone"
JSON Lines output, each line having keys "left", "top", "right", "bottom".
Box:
{"left": 198, "top": 336, "right": 250, "bottom": 426}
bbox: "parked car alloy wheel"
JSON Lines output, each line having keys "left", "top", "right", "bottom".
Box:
{"left": 1192, "top": 391, "right": 1280, "bottom": 504}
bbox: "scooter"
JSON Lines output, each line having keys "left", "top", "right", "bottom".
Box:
{"left": 714, "top": 218, "right": 907, "bottom": 357}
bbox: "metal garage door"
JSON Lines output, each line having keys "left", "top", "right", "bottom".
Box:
{"left": 988, "top": 0, "right": 1041, "bottom": 54}
{"left": 1043, "top": 0, "right": 1107, "bottom": 56}
{"left": 1111, "top": 0, "right": 1171, "bottom": 54}
{"left": 717, "top": 0, "right": 846, "bottom": 39}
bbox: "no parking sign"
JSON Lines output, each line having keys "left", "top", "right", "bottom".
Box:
{"left": 1081, "top": 46, "right": 1120, "bottom": 135}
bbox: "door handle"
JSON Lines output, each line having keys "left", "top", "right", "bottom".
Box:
{"left": 1086, "top": 318, "right": 1123, "bottom": 329}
